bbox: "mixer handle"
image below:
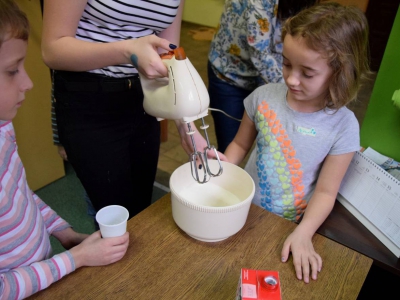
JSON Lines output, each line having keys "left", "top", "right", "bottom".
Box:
{"left": 160, "top": 47, "right": 187, "bottom": 61}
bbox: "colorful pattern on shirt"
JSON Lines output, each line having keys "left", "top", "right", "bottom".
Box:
{"left": 255, "top": 101, "right": 307, "bottom": 220}
{"left": 244, "top": 83, "right": 360, "bottom": 221}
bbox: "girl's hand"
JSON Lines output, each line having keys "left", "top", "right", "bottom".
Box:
{"left": 69, "top": 231, "right": 129, "bottom": 268}
{"left": 281, "top": 228, "right": 322, "bottom": 283}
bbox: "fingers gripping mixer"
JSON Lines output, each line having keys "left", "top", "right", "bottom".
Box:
{"left": 140, "top": 47, "right": 222, "bottom": 183}
{"left": 141, "top": 47, "right": 208, "bottom": 122}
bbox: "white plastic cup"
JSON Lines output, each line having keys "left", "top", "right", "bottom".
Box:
{"left": 95, "top": 205, "right": 129, "bottom": 238}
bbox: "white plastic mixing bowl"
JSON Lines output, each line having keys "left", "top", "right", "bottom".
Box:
{"left": 170, "top": 160, "right": 255, "bottom": 242}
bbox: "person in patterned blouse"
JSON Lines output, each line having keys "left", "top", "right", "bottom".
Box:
{"left": 208, "top": 0, "right": 318, "bottom": 152}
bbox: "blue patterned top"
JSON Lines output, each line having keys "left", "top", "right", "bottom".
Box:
{"left": 208, "top": 0, "right": 283, "bottom": 91}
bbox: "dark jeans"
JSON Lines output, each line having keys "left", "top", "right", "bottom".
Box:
{"left": 54, "top": 71, "right": 160, "bottom": 219}
{"left": 207, "top": 62, "right": 252, "bottom": 153}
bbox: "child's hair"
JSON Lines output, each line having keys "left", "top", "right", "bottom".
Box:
{"left": 0, "top": 0, "right": 29, "bottom": 48}
{"left": 282, "top": 2, "right": 370, "bottom": 109}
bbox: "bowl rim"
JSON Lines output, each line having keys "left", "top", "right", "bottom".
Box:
{"left": 170, "top": 161, "right": 255, "bottom": 213}
{"left": 170, "top": 185, "right": 255, "bottom": 213}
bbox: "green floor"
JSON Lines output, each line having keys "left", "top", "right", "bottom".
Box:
{"left": 35, "top": 162, "right": 169, "bottom": 254}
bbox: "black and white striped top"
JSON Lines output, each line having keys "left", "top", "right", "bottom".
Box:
{"left": 77, "top": 0, "right": 181, "bottom": 77}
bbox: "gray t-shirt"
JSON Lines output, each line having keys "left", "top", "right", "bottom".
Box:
{"left": 244, "top": 83, "right": 360, "bottom": 221}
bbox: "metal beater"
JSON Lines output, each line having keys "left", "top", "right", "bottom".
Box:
{"left": 186, "top": 120, "right": 223, "bottom": 184}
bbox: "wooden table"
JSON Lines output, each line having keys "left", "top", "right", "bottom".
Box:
{"left": 30, "top": 194, "right": 372, "bottom": 300}
{"left": 317, "top": 200, "right": 400, "bottom": 276}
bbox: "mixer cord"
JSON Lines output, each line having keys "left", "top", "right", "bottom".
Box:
{"left": 208, "top": 108, "right": 242, "bottom": 122}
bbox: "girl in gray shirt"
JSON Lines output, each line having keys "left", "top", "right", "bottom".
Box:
{"left": 223, "top": 2, "right": 371, "bottom": 284}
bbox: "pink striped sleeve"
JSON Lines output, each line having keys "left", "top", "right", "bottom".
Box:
{"left": 0, "top": 251, "right": 75, "bottom": 300}
{"left": 31, "top": 192, "right": 71, "bottom": 234}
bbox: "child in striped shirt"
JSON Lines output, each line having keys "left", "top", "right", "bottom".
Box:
{"left": 0, "top": 1, "right": 129, "bottom": 299}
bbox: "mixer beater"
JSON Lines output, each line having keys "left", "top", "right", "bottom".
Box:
{"left": 140, "top": 46, "right": 223, "bottom": 184}
{"left": 186, "top": 120, "right": 223, "bottom": 184}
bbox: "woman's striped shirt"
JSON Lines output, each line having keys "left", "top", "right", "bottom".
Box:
{"left": 78, "top": 0, "right": 181, "bottom": 77}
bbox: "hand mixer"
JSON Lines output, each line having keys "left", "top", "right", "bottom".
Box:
{"left": 140, "top": 47, "right": 222, "bottom": 184}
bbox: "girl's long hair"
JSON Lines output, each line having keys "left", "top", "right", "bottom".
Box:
{"left": 282, "top": 2, "right": 371, "bottom": 109}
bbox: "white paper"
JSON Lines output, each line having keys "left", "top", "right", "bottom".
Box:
{"left": 338, "top": 151, "right": 400, "bottom": 257}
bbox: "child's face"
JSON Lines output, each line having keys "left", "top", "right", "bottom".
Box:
{"left": 0, "top": 37, "right": 33, "bottom": 121}
{"left": 282, "top": 34, "right": 332, "bottom": 112}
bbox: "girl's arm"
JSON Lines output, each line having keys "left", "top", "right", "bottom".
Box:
{"left": 224, "top": 112, "right": 257, "bottom": 165}
{"left": 32, "top": 192, "right": 71, "bottom": 234}
{"left": 41, "top": 0, "right": 176, "bottom": 77}
{"left": 0, "top": 251, "right": 76, "bottom": 300}
{"left": 0, "top": 231, "right": 129, "bottom": 300}
{"left": 281, "top": 152, "right": 355, "bottom": 283}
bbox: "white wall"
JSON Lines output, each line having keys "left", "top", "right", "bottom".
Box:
{"left": 183, "top": 0, "right": 225, "bottom": 28}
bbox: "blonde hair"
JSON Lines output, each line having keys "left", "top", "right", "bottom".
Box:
{"left": 0, "top": 0, "right": 29, "bottom": 48}
{"left": 282, "top": 2, "right": 370, "bottom": 109}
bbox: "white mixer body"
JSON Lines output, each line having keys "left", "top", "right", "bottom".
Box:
{"left": 141, "top": 56, "right": 210, "bottom": 123}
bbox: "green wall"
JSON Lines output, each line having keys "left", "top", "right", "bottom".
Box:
{"left": 360, "top": 5, "right": 400, "bottom": 161}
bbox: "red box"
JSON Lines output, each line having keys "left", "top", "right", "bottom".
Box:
{"left": 236, "top": 269, "right": 282, "bottom": 300}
